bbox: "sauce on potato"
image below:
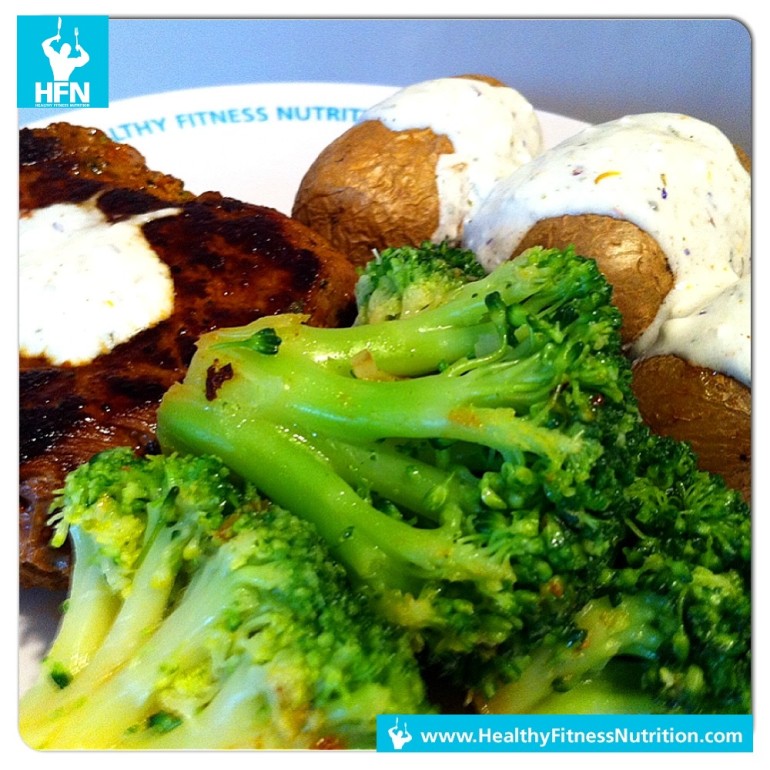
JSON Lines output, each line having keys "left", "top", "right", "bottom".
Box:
{"left": 363, "top": 77, "right": 543, "bottom": 244}
{"left": 464, "top": 113, "right": 750, "bottom": 369}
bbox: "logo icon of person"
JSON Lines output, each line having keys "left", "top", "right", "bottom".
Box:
{"left": 388, "top": 717, "right": 413, "bottom": 750}
{"left": 42, "top": 16, "right": 89, "bottom": 81}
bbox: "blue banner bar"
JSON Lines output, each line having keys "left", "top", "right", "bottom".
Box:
{"left": 376, "top": 714, "right": 753, "bottom": 752}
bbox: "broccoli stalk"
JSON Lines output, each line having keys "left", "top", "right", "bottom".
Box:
{"left": 528, "top": 660, "right": 658, "bottom": 715}
{"left": 157, "top": 246, "right": 636, "bottom": 673}
{"left": 153, "top": 397, "right": 513, "bottom": 610}
{"left": 22, "top": 529, "right": 122, "bottom": 696}
{"left": 480, "top": 568, "right": 750, "bottom": 715}
{"left": 19, "top": 449, "right": 429, "bottom": 750}
{"left": 479, "top": 594, "right": 669, "bottom": 713}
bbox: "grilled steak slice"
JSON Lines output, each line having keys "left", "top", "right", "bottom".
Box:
{"left": 20, "top": 123, "right": 358, "bottom": 589}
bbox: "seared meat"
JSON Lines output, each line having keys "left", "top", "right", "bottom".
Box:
{"left": 20, "top": 123, "right": 358, "bottom": 589}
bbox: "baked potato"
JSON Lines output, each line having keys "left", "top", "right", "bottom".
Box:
{"left": 462, "top": 112, "right": 751, "bottom": 497}
{"left": 292, "top": 75, "right": 543, "bottom": 267}
{"left": 631, "top": 355, "right": 751, "bottom": 500}
{"left": 630, "top": 272, "right": 751, "bottom": 500}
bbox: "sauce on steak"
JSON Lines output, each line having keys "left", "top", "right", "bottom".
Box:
{"left": 19, "top": 123, "right": 358, "bottom": 589}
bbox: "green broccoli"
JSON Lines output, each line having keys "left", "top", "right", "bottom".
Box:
{"left": 156, "top": 243, "right": 750, "bottom": 716}
{"left": 528, "top": 660, "right": 659, "bottom": 715}
{"left": 354, "top": 240, "right": 486, "bottom": 324}
{"left": 155, "top": 248, "right": 632, "bottom": 672}
{"left": 482, "top": 428, "right": 751, "bottom": 715}
{"left": 19, "top": 448, "right": 429, "bottom": 750}
{"left": 482, "top": 571, "right": 750, "bottom": 716}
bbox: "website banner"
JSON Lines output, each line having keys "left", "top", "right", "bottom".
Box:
{"left": 376, "top": 714, "right": 753, "bottom": 753}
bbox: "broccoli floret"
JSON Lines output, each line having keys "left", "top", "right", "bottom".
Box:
{"left": 23, "top": 448, "right": 241, "bottom": 706}
{"left": 355, "top": 240, "right": 486, "bottom": 324}
{"left": 19, "top": 449, "right": 429, "bottom": 750}
{"left": 156, "top": 247, "right": 643, "bottom": 679}
{"left": 476, "top": 427, "right": 751, "bottom": 715}
{"left": 482, "top": 575, "right": 750, "bottom": 716}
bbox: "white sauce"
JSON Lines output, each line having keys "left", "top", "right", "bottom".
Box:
{"left": 19, "top": 197, "right": 178, "bottom": 366}
{"left": 361, "top": 77, "right": 543, "bottom": 243}
{"left": 462, "top": 112, "right": 751, "bottom": 384}
{"left": 645, "top": 273, "right": 751, "bottom": 385}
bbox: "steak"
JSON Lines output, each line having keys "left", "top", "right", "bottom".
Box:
{"left": 19, "top": 123, "right": 359, "bottom": 589}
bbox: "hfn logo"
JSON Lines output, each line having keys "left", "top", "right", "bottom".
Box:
{"left": 38, "top": 16, "right": 91, "bottom": 103}
{"left": 18, "top": 15, "right": 109, "bottom": 109}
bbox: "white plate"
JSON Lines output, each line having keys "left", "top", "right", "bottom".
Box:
{"left": 19, "top": 82, "right": 589, "bottom": 696}
{"left": 25, "top": 82, "right": 589, "bottom": 214}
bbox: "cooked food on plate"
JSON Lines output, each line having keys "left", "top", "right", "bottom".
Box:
{"left": 19, "top": 123, "right": 358, "bottom": 590}
{"left": 292, "top": 98, "right": 753, "bottom": 498}
{"left": 292, "top": 75, "right": 543, "bottom": 266}
{"left": 19, "top": 76, "right": 752, "bottom": 749}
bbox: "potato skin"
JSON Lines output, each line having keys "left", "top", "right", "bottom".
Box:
{"left": 292, "top": 119, "right": 453, "bottom": 267}
{"left": 514, "top": 213, "right": 674, "bottom": 347}
{"left": 453, "top": 73, "right": 507, "bottom": 87}
{"left": 735, "top": 144, "right": 752, "bottom": 173}
{"left": 631, "top": 354, "right": 751, "bottom": 502}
